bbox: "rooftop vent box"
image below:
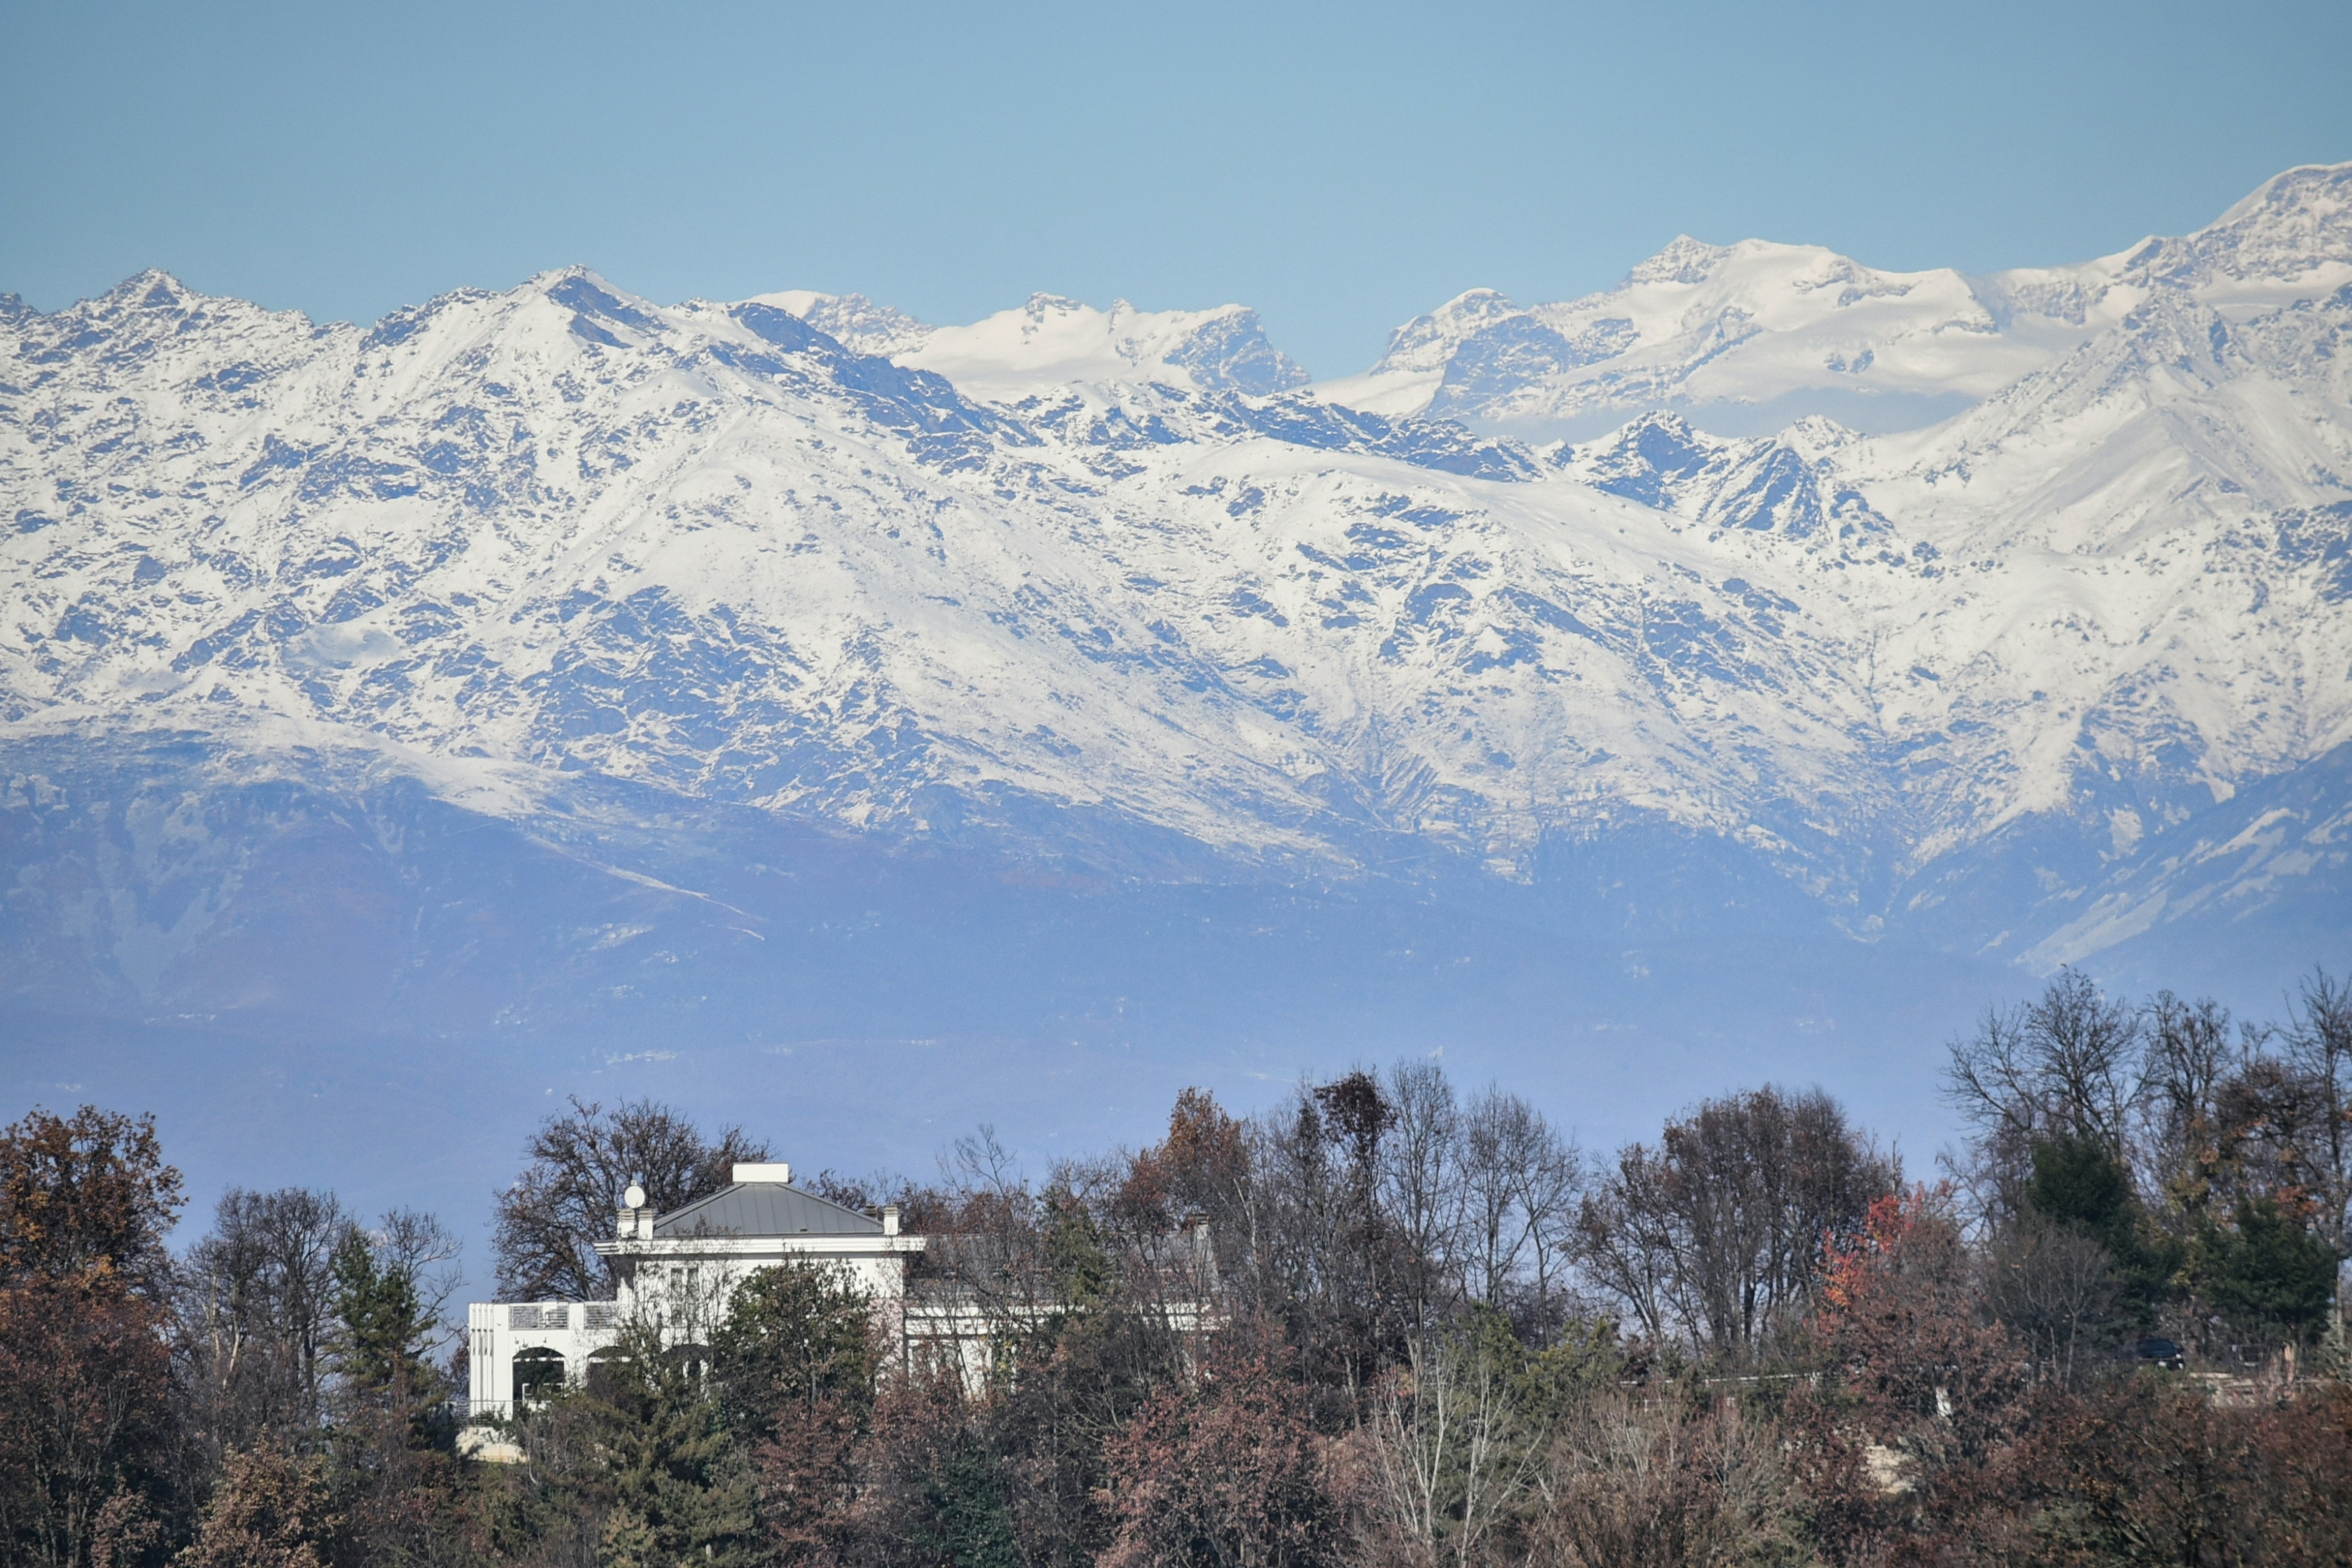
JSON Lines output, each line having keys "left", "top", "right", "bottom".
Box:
{"left": 732, "top": 1162, "right": 792, "bottom": 1185}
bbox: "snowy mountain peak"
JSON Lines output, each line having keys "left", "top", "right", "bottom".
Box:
{"left": 1371, "top": 289, "right": 1525, "bottom": 374}
{"left": 1314, "top": 234, "right": 2020, "bottom": 436}
{"left": 1308, "top": 289, "right": 1526, "bottom": 418}
{"left": 1622, "top": 235, "right": 1732, "bottom": 287}
{"left": 749, "top": 289, "right": 1308, "bottom": 404}
{"left": 1316, "top": 164, "right": 2352, "bottom": 442}
{"left": 1554, "top": 411, "right": 1854, "bottom": 540}
{"left": 69, "top": 268, "right": 220, "bottom": 325}
{"left": 537, "top": 268, "right": 672, "bottom": 345}
{"left": 746, "top": 290, "right": 932, "bottom": 358}
{"left": 2210, "top": 158, "right": 2352, "bottom": 229}
{"left": 111, "top": 266, "right": 189, "bottom": 304}
{"left": 2121, "top": 160, "right": 2352, "bottom": 299}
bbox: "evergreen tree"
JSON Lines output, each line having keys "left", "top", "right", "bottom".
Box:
{"left": 2192, "top": 1195, "right": 2338, "bottom": 1349}
{"left": 914, "top": 1441, "right": 1023, "bottom": 1568}
{"left": 575, "top": 1318, "right": 763, "bottom": 1568}
{"left": 331, "top": 1230, "right": 428, "bottom": 1398}
{"left": 2025, "top": 1134, "right": 2180, "bottom": 1322}
{"left": 711, "top": 1261, "right": 881, "bottom": 1446}
{"left": 1042, "top": 1189, "right": 1117, "bottom": 1311}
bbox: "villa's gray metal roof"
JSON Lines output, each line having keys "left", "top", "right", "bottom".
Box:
{"left": 652, "top": 1182, "right": 883, "bottom": 1239}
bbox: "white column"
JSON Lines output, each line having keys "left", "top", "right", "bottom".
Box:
{"left": 467, "top": 1303, "right": 501, "bottom": 1417}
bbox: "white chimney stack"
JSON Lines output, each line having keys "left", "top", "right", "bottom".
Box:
{"left": 732, "top": 1161, "right": 791, "bottom": 1184}
{"left": 883, "top": 1205, "right": 901, "bottom": 1238}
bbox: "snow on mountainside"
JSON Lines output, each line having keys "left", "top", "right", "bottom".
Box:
{"left": 1317, "top": 163, "right": 2352, "bottom": 440}
{"left": 753, "top": 290, "right": 1310, "bottom": 401}
{"left": 1, "top": 165, "right": 2349, "bottom": 991}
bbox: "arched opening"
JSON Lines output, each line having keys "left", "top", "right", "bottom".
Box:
{"left": 512, "top": 1346, "right": 566, "bottom": 1408}
{"left": 584, "top": 1344, "right": 632, "bottom": 1394}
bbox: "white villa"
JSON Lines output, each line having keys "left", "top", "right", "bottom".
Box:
{"left": 466, "top": 1162, "right": 924, "bottom": 1419}
{"left": 467, "top": 1158, "right": 1220, "bottom": 1420}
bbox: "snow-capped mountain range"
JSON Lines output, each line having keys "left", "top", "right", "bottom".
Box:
{"left": 3, "top": 163, "right": 2349, "bottom": 1039}
{"left": 1319, "top": 163, "right": 2352, "bottom": 439}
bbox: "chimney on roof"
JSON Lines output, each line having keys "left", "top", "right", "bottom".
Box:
{"left": 733, "top": 1161, "right": 791, "bottom": 1185}
{"left": 883, "top": 1205, "right": 901, "bottom": 1238}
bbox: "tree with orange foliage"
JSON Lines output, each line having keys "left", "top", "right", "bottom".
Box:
{"left": 1795, "top": 1185, "right": 2029, "bottom": 1561}
{"left": 1114, "top": 1089, "right": 1250, "bottom": 1258}
{"left": 1817, "top": 1188, "right": 2026, "bottom": 1443}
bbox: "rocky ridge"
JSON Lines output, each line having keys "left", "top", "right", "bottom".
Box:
{"left": 2, "top": 166, "right": 2348, "bottom": 991}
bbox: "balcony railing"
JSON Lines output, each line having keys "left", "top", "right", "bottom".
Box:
{"left": 498, "top": 1301, "right": 621, "bottom": 1331}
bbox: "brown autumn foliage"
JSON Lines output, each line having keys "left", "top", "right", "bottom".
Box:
{"left": 0, "top": 1106, "right": 185, "bottom": 1296}
{"left": 177, "top": 1443, "right": 338, "bottom": 1568}
{"left": 755, "top": 1394, "right": 869, "bottom": 1567}
{"left": 1833, "top": 1375, "right": 2352, "bottom": 1568}
{"left": 0, "top": 1274, "right": 177, "bottom": 1568}
{"left": 0, "top": 1107, "right": 186, "bottom": 1568}
{"left": 1097, "top": 1348, "right": 1341, "bottom": 1568}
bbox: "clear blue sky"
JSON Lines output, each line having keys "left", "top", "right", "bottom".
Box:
{"left": 4, "top": 0, "right": 2348, "bottom": 377}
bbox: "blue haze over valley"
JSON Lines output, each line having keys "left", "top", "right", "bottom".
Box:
{"left": 3, "top": 3, "right": 2350, "bottom": 1272}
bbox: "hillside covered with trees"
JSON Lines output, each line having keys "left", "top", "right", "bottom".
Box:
{"left": 4, "top": 967, "right": 2350, "bottom": 1567}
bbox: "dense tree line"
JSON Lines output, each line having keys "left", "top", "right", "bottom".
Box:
{"left": 3, "top": 970, "right": 2350, "bottom": 1567}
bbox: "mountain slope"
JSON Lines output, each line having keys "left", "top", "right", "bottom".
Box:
{"left": 1, "top": 166, "right": 2348, "bottom": 1082}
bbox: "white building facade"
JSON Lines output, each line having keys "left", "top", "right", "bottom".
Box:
{"left": 466, "top": 1162, "right": 921, "bottom": 1420}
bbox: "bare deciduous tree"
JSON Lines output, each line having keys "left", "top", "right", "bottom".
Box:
{"left": 1578, "top": 1086, "right": 1889, "bottom": 1358}
{"left": 1459, "top": 1090, "right": 1536, "bottom": 1312}
{"left": 1983, "top": 1225, "right": 2120, "bottom": 1387}
{"left": 1575, "top": 1145, "right": 1682, "bottom": 1348}
{"left": 1361, "top": 1322, "right": 1544, "bottom": 1568}
{"left": 372, "top": 1207, "right": 463, "bottom": 1362}
{"left": 2140, "top": 991, "right": 2241, "bottom": 1217}
{"left": 2281, "top": 967, "right": 2352, "bottom": 1258}
{"left": 1945, "top": 969, "right": 2142, "bottom": 1219}
{"left": 1245, "top": 1072, "right": 1413, "bottom": 1391}
{"left": 491, "top": 1097, "right": 767, "bottom": 1301}
{"left": 1456, "top": 1088, "right": 1585, "bottom": 1339}
{"left": 178, "top": 1187, "right": 351, "bottom": 1444}
{"left": 1381, "top": 1061, "right": 1460, "bottom": 1337}
{"left": 1512, "top": 1119, "right": 1587, "bottom": 1345}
